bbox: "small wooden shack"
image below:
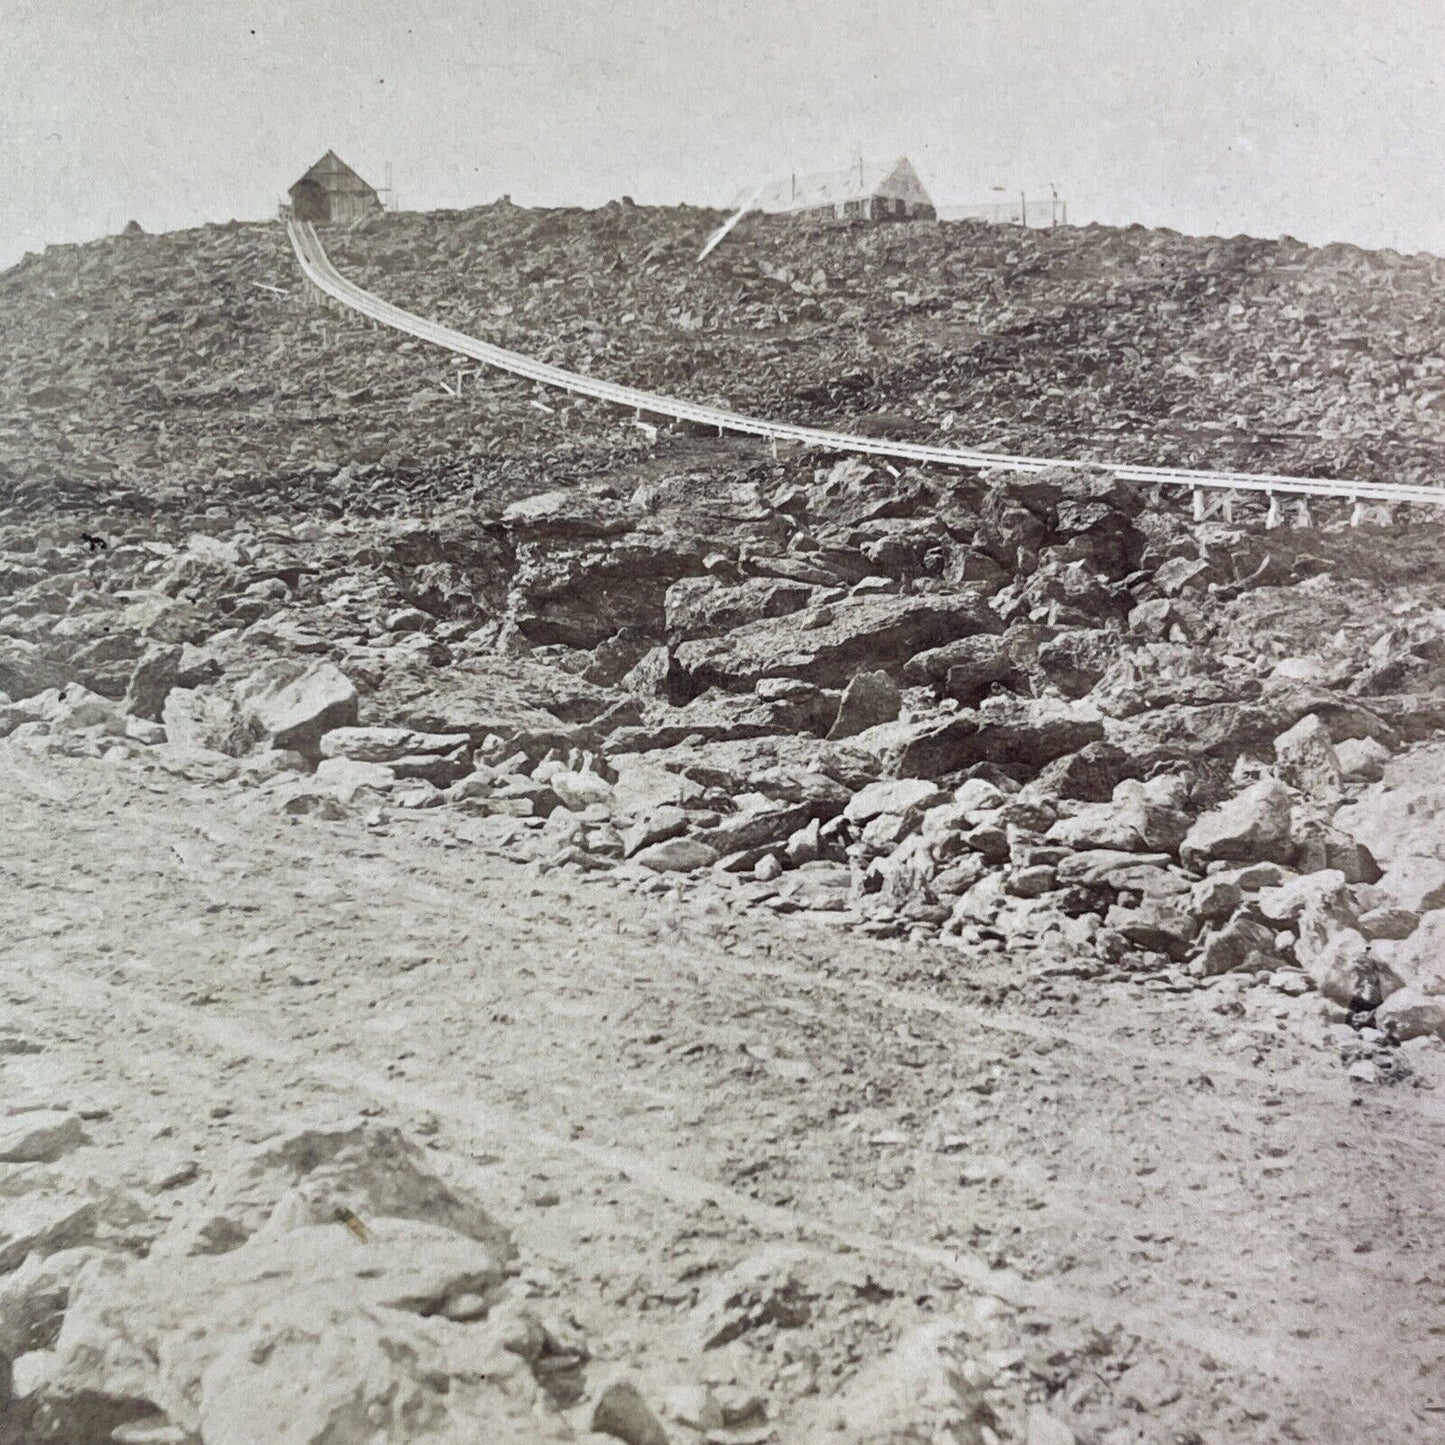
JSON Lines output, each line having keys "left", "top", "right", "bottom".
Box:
{"left": 754, "top": 157, "right": 936, "bottom": 221}
{"left": 288, "top": 151, "right": 382, "bottom": 224}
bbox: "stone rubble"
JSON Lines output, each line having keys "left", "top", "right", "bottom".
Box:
{"left": 4, "top": 197, "right": 1445, "bottom": 1444}
{"left": 7, "top": 455, "right": 1445, "bottom": 1084}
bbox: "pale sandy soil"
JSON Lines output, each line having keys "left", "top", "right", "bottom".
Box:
{"left": 4, "top": 739, "right": 1445, "bottom": 1442}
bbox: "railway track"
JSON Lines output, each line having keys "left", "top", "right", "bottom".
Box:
{"left": 286, "top": 217, "right": 1445, "bottom": 509}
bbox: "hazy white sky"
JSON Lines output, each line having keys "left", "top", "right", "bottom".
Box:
{"left": 3, "top": 0, "right": 1443, "bottom": 266}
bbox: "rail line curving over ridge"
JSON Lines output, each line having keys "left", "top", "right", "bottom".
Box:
{"left": 286, "top": 218, "right": 1445, "bottom": 509}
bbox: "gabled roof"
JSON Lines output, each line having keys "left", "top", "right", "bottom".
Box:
{"left": 293, "top": 150, "right": 376, "bottom": 194}
{"left": 753, "top": 156, "right": 931, "bottom": 215}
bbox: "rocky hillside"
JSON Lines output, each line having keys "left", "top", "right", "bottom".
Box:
{"left": 4, "top": 206, "right": 1445, "bottom": 1059}
{"left": 2, "top": 203, "right": 1444, "bottom": 526}
{"left": 5, "top": 203, "right": 1445, "bottom": 1442}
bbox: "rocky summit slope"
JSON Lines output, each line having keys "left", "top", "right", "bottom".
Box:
{"left": 3, "top": 206, "right": 1445, "bottom": 1443}
{"left": 3, "top": 202, "right": 1445, "bottom": 520}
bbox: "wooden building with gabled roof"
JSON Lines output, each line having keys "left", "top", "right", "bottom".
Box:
{"left": 754, "top": 157, "right": 935, "bottom": 221}
{"left": 288, "top": 151, "right": 383, "bottom": 224}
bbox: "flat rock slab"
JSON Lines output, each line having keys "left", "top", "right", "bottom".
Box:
{"left": 631, "top": 837, "right": 719, "bottom": 872}
{"left": 675, "top": 593, "right": 998, "bottom": 694}
{"left": 0, "top": 1110, "right": 88, "bottom": 1164}
{"left": 319, "top": 725, "right": 471, "bottom": 763}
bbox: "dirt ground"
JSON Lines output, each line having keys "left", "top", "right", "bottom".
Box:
{"left": 5, "top": 738, "right": 1444, "bottom": 1443}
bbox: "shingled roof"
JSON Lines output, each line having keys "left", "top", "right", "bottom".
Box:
{"left": 293, "top": 151, "right": 376, "bottom": 197}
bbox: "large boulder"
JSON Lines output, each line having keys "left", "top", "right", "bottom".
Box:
{"left": 853, "top": 516, "right": 956, "bottom": 578}
{"left": 999, "top": 556, "right": 1129, "bottom": 626}
{"left": 1105, "top": 895, "right": 1198, "bottom": 960}
{"left": 1194, "top": 912, "right": 1282, "bottom": 976}
{"left": 631, "top": 837, "right": 718, "bottom": 872}
{"left": 941, "top": 638, "right": 1028, "bottom": 706}
{"left": 827, "top": 670, "right": 900, "bottom": 740}
{"left": 1290, "top": 817, "right": 1379, "bottom": 883}
{"left": 374, "top": 518, "right": 515, "bottom": 617}
{"left": 1045, "top": 777, "right": 1190, "bottom": 854}
{"left": 1273, "top": 872, "right": 1404, "bottom": 1007}
{"left": 664, "top": 575, "right": 820, "bottom": 641}
{"left": 1034, "top": 628, "right": 1122, "bottom": 698}
{"left": 160, "top": 687, "right": 252, "bottom": 757}
{"left": 6, "top": 685, "right": 125, "bottom": 737}
{"left": 844, "top": 778, "right": 949, "bottom": 825}
{"left": 607, "top": 684, "right": 837, "bottom": 752}
{"left": 507, "top": 537, "right": 704, "bottom": 648}
{"left": 1375, "top": 987, "right": 1445, "bottom": 1041}
{"left": 879, "top": 697, "right": 1105, "bottom": 780}
{"left": 696, "top": 800, "right": 814, "bottom": 854}
{"left": 674, "top": 593, "right": 999, "bottom": 696}
{"left": 1336, "top": 734, "right": 1391, "bottom": 781}
{"left": 1336, "top": 779, "right": 1445, "bottom": 867}
{"left": 27, "top": 1220, "right": 540, "bottom": 1445}
{"left": 499, "top": 486, "right": 638, "bottom": 539}
{"left": 1180, "top": 779, "right": 1293, "bottom": 871}
{"left": 1374, "top": 910, "right": 1445, "bottom": 996}
{"left": 632, "top": 734, "right": 879, "bottom": 803}
{"left": 1374, "top": 855, "right": 1445, "bottom": 914}
{"left": 902, "top": 633, "right": 1021, "bottom": 696}
{"left": 1029, "top": 741, "right": 1141, "bottom": 801}
{"left": 119, "top": 591, "right": 213, "bottom": 645}
{"left": 0, "top": 636, "right": 68, "bottom": 702}
{"left": 1273, "top": 713, "right": 1343, "bottom": 804}
{"left": 1302, "top": 928, "right": 1399, "bottom": 1009}
{"left": 365, "top": 655, "right": 619, "bottom": 755}
{"left": 0, "top": 1246, "right": 104, "bottom": 1359}
{"left": 156, "top": 1123, "right": 512, "bottom": 1261}
{"left": 1090, "top": 646, "right": 1246, "bottom": 721}
{"left": 235, "top": 661, "right": 358, "bottom": 757}
{"left": 1104, "top": 680, "right": 1396, "bottom": 768}
{"left": 122, "top": 644, "right": 183, "bottom": 722}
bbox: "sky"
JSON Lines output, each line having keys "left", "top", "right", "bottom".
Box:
{"left": 2, "top": 0, "right": 1443, "bottom": 267}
